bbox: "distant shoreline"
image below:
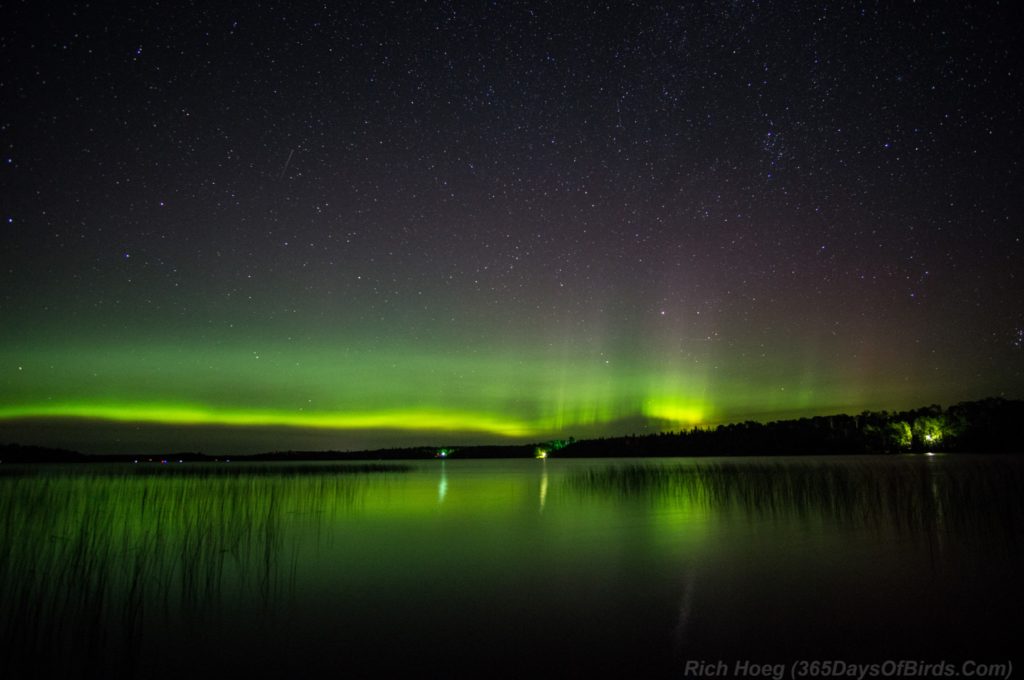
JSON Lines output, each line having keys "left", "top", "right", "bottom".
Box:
{"left": 2, "top": 397, "right": 1021, "bottom": 463}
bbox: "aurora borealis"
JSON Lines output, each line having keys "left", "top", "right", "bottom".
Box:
{"left": 1, "top": 2, "right": 1022, "bottom": 454}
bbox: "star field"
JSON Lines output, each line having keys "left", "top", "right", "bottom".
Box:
{"left": 1, "top": 1, "right": 1021, "bottom": 453}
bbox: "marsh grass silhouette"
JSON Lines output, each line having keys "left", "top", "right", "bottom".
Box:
{"left": 2, "top": 459, "right": 1021, "bottom": 678}
{"left": 563, "top": 457, "right": 1024, "bottom": 666}
{"left": 0, "top": 464, "right": 408, "bottom": 678}
{"left": 566, "top": 458, "right": 1024, "bottom": 546}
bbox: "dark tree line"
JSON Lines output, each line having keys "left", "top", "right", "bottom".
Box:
{"left": 557, "top": 398, "right": 1024, "bottom": 457}
{"left": 3, "top": 398, "right": 1021, "bottom": 462}
{"left": 0, "top": 443, "right": 87, "bottom": 463}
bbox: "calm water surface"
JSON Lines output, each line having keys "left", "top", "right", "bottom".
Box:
{"left": 1, "top": 456, "right": 1021, "bottom": 678}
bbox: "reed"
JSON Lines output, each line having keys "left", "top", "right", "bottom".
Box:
{"left": 0, "top": 463, "right": 408, "bottom": 678}
{"left": 566, "top": 458, "right": 1024, "bottom": 541}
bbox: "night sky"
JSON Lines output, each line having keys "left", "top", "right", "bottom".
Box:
{"left": 2, "top": 1, "right": 1022, "bottom": 454}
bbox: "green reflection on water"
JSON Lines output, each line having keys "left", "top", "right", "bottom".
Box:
{"left": 567, "top": 457, "right": 1024, "bottom": 543}
{"left": 1, "top": 457, "right": 1021, "bottom": 678}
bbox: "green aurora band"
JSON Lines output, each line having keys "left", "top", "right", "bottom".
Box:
{"left": 1, "top": 2, "right": 1021, "bottom": 456}
{"left": 0, "top": 339, "right": 709, "bottom": 440}
{"left": 0, "top": 327, "right": 978, "bottom": 454}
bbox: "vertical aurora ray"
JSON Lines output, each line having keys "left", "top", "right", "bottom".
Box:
{"left": 0, "top": 322, "right": 964, "bottom": 454}
{"left": 0, "top": 338, "right": 716, "bottom": 446}
{"left": 0, "top": 2, "right": 1020, "bottom": 454}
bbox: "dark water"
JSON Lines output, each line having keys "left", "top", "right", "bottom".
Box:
{"left": 1, "top": 456, "right": 1021, "bottom": 678}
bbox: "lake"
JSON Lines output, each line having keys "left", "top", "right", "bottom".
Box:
{"left": 1, "top": 455, "right": 1021, "bottom": 678}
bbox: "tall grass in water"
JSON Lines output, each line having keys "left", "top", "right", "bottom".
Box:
{"left": 566, "top": 458, "right": 1024, "bottom": 544}
{"left": 0, "top": 463, "right": 408, "bottom": 678}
